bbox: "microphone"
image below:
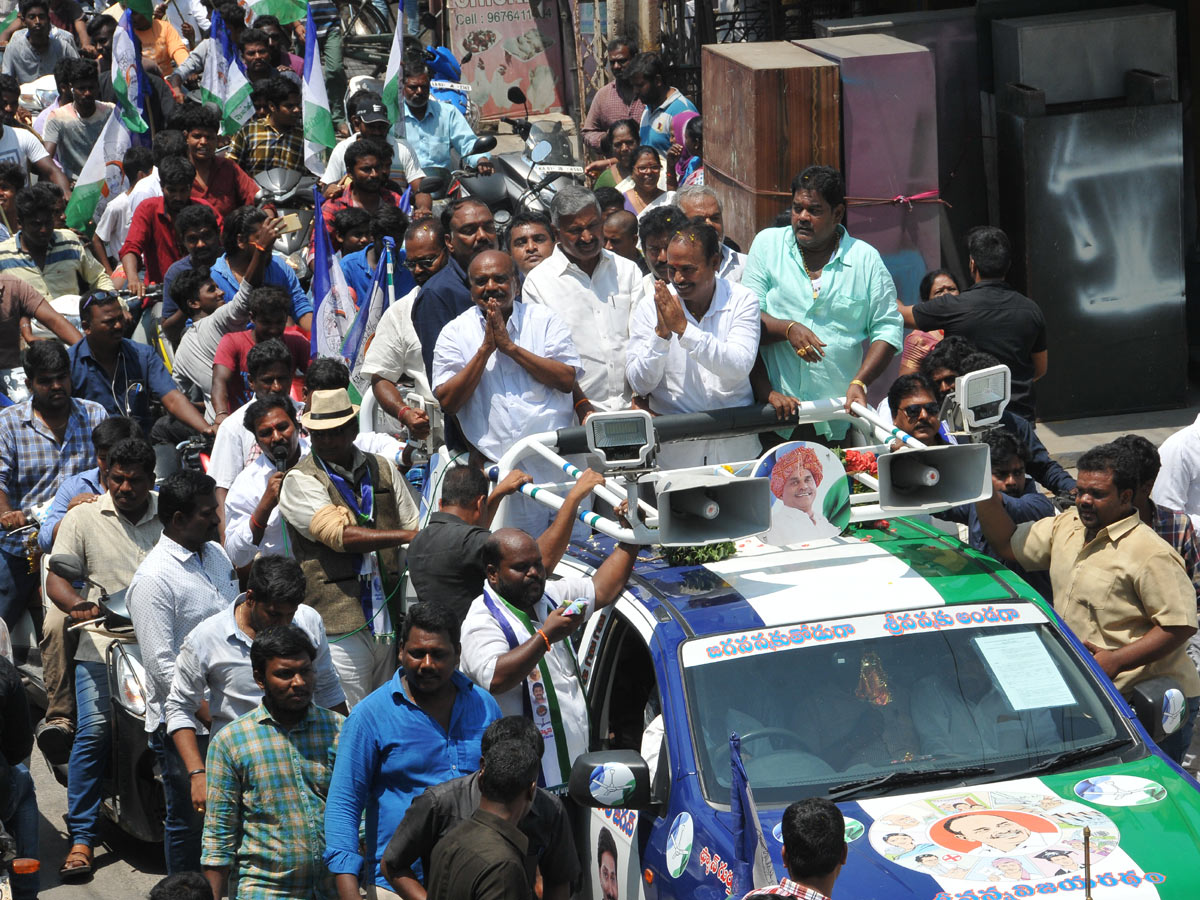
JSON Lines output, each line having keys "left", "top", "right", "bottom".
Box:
{"left": 270, "top": 444, "right": 291, "bottom": 467}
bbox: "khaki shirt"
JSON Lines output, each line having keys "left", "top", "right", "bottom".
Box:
{"left": 1012, "top": 509, "right": 1200, "bottom": 696}
{"left": 51, "top": 492, "right": 162, "bottom": 662}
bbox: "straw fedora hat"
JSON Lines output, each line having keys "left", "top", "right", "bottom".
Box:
{"left": 299, "top": 388, "right": 360, "bottom": 431}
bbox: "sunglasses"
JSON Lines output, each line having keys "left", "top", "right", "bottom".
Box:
{"left": 80, "top": 290, "right": 120, "bottom": 312}
{"left": 404, "top": 255, "right": 442, "bottom": 270}
{"left": 899, "top": 401, "right": 940, "bottom": 420}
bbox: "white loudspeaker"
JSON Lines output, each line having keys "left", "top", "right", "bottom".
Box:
{"left": 655, "top": 473, "right": 772, "bottom": 546}
{"left": 877, "top": 444, "right": 993, "bottom": 513}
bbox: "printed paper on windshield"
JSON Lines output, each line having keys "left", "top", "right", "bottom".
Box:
{"left": 974, "top": 632, "right": 1074, "bottom": 710}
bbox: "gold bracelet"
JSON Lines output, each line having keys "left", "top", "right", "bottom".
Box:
{"left": 850, "top": 379, "right": 867, "bottom": 389}
{"left": 785, "top": 321, "right": 800, "bottom": 342}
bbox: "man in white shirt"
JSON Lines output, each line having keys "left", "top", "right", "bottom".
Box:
{"left": 626, "top": 222, "right": 760, "bottom": 468}
{"left": 459, "top": 528, "right": 638, "bottom": 787}
{"left": 224, "top": 395, "right": 304, "bottom": 569}
{"left": 520, "top": 185, "right": 642, "bottom": 419}
{"left": 362, "top": 219, "right": 444, "bottom": 438}
{"left": 320, "top": 92, "right": 425, "bottom": 195}
{"left": 0, "top": 74, "right": 71, "bottom": 193}
{"left": 432, "top": 250, "right": 581, "bottom": 534}
{"left": 1152, "top": 413, "right": 1200, "bottom": 531}
{"left": 126, "top": 469, "right": 241, "bottom": 874}
{"left": 165, "top": 555, "right": 346, "bottom": 819}
{"left": 676, "top": 184, "right": 745, "bottom": 283}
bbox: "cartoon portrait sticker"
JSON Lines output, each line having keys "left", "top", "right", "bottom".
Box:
{"left": 754, "top": 442, "right": 850, "bottom": 545}
{"left": 866, "top": 786, "right": 1119, "bottom": 884}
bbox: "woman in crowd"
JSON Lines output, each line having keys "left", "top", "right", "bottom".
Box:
{"left": 625, "top": 145, "right": 675, "bottom": 217}
{"left": 899, "top": 268, "right": 960, "bottom": 375}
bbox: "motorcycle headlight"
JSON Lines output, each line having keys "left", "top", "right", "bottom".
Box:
{"left": 114, "top": 647, "right": 147, "bottom": 716}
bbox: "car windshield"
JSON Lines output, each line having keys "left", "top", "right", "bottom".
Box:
{"left": 682, "top": 601, "right": 1134, "bottom": 807}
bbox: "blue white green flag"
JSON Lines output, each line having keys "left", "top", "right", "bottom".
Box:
{"left": 111, "top": 10, "right": 149, "bottom": 134}
{"left": 199, "top": 9, "right": 253, "bottom": 136}
{"left": 301, "top": 2, "right": 336, "bottom": 176}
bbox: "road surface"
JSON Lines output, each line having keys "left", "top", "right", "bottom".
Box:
{"left": 31, "top": 755, "right": 164, "bottom": 898}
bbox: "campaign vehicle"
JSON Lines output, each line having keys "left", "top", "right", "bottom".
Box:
{"left": 481, "top": 375, "right": 1200, "bottom": 900}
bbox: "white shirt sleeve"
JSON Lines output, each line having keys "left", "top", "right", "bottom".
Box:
{"left": 277, "top": 468, "right": 333, "bottom": 543}
{"left": 1152, "top": 429, "right": 1200, "bottom": 529}
{"left": 321, "top": 138, "right": 349, "bottom": 184}
{"left": 298, "top": 607, "right": 346, "bottom": 710}
{"left": 17, "top": 128, "right": 49, "bottom": 165}
{"left": 625, "top": 287, "right": 671, "bottom": 397}
{"left": 164, "top": 637, "right": 207, "bottom": 734}
{"left": 222, "top": 467, "right": 266, "bottom": 568}
{"left": 209, "top": 411, "right": 251, "bottom": 491}
{"left": 676, "top": 283, "right": 761, "bottom": 380}
{"left": 393, "top": 137, "right": 424, "bottom": 183}
{"left": 431, "top": 317, "right": 472, "bottom": 391}
{"left": 458, "top": 597, "right": 511, "bottom": 693}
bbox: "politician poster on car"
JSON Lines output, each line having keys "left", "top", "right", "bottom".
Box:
{"left": 447, "top": 0, "right": 566, "bottom": 118}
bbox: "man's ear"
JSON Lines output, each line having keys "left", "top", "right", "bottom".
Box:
{"left": 840, "top": 839, "right": 849, "bottom": 865}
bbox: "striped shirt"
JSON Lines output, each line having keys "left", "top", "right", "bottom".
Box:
{"left": 743, "top": 880, "right": 831, "bottom": 900}
{"left": 203, "top": 702, "right": 343, "bottom": 900}
{"left": 0, "top": 398, "right": 107, "bottom": 556}
{"left": 0, "top": 231, "right": 113, "bottom": 302}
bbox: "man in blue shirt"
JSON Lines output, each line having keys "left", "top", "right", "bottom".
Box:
{"left": 160, "top": 205, "right": 224, "bottom": 347}
{"left": 401, "top": 59, "right": 493, "bottom": 174}
{"left": 625, "top": 51, "right": 697, "bottom": 156}
{"left": 324, "top": 601, "right": 501, "bottom": 899}
{"left": 209, "top": 206, "right": 313, "bottom": 332}
{"left": 67, "top": 290, "right": 214, "bottom": 441}
{"left": 341, "top": 205, "right": 416, "bottom": 307}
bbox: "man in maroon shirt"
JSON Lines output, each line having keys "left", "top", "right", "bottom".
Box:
{"left": 171, "top": 104, "right": 259, "bottom": 220}
{"left": 582, "top": 37, "right": 645, "bottom": 157}
{"left": 119, "top": 156, "right": 220, "bottom": 295}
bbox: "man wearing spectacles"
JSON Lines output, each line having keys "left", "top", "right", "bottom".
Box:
{"left": 887, "top": 373, "right": 950, "bottom": 447}
{"left": 362, "top": 218, "right": 446, "bottom": 443}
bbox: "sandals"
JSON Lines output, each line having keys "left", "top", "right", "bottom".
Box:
{"left": 59, "top": 843, "right": 93, "bottom": 881}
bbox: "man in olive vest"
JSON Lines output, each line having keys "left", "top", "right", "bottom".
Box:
{"left": 278, "top": 387, "right": 421, "bottom": 706}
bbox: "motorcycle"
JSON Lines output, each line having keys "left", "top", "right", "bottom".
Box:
{"left": 15, "top": 554, "right": 163, "bottom": 845}
{"left": 490, "top": 87, "right": 583, "bottom": 217}
{"left": 254, "top": 168, "right": 318, "bottom": 283}
{"left": 0, "top": 821, "right": 38, "bottom": 900}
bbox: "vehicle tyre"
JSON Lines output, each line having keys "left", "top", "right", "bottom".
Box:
{"left": 341, "top": 3, "right": 390, "bottom": 36}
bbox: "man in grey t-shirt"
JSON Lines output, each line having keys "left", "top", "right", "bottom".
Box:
{"left": 1, "top": 0, "right": 78, "bottom": 84}
{"left": 43, "top": 59, "right": 112, "bottom": 180}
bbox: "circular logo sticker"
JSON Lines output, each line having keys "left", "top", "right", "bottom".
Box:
{"left": 666, "top": 812, "right": 693, "bottom": 878}
{"left": 772, "top": 822, "right": 783, "bottom": 844}
{"left": 588, "top": 763, "right": 636, "bottom": 806}
{"left": 1074, "top": 775, "right": 1167, "bottom": 807}
{"left": 754, "top": 441, "right": 851, "bottom": 545}
{"left": 867, "top": 786, "right": 1118, "bottom": 884}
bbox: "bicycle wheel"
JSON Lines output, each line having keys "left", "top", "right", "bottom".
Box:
{"left": 341, "top": 1, "right": 391, "bottom": 36}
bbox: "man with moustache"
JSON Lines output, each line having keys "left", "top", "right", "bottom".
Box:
{"left": 432, "top": 250, "right": 581, "bottom": 534}
{"left": 202, "top": 624, "right": 345, "bottom": 900}
{"left": 582, "top": 37, "right": 644, "bottom": 156}
{"left": 676, "top": 185, "right": 745, "bottom": 283}
{"left": 976, "top": 442, "right": 1200, "bottom": 763}
{"left": 520, "top": 186, "right": 642, "bottom": 421}
{"left": 744, "top": 166, "right": 902, "bottom": 444}
{"left": 460, "top": 527, "right": 637, "bottom": 788}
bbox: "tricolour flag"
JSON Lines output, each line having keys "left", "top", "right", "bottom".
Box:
{"left": 111, "top": 10, "right": 149, "bottom": 134}
{"left": 730, "top": 733, "right": 777, "bottom": 897}
{"left": 311, "top": 186, "right": 357, "bottom": 361}
{"left": 301, "top": 2, "right": 336, "bottom": 177}
{"left": 65, "top": 108, "right": 132, "bottom": 232}
{"left": 244, "top": 0, "right": 306, "bottom": 24}
{"left": 381, "top": 2, "right": 406, "bottom": 125}
{"left": 344, "top": 237, "right": 395, "bottom": 395}
{"left": 199, "top": 9, "right": 253, "bottom": 136}
{"left": 0, "top": 5, "right": 19, "bottom": 34}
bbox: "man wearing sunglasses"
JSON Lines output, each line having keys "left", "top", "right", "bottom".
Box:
{"left": 362, "top": 218, "right": 446, "bottom": 444}
{"left": 887, "top": 373, "right": 951, "bottom": 447}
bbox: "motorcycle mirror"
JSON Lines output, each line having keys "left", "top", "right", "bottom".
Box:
{"left": 507, "top": 86, "right": 527, "bottom": 105}
{"left": 49, "top": 553, "right": 85, "bottom": 582}
{"left": 531, "top": 140, "right": 552, "bottom": 163}
{"left": 471, "top": 135, "right": 497, "bottom": 155}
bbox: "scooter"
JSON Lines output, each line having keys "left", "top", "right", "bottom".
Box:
{"left": 254, "top": 169, "right": 317, "bottom": 283}
{"left": 490, "top": 87, "right": 583, "bottom": 217}
{"left": 15, "top": 554, "right": 163, "bottom": 845}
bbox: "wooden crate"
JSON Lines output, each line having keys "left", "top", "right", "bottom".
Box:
{"left": 701, "top": 42, "right": 841, "bottom": 252}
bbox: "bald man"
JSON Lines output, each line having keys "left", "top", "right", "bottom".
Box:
{"left": 431, "top": 251, "right": 583, "bottom": 533}
{"left": 603, "top": 209, "right": 647, "bottom": 273}
{"left": 459, "top": 527, "right": 639, "bottom": 787}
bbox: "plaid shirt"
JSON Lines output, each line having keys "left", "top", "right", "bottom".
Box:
{"left": 743, "top": 880, "right": 831, "bottom": 900}
{"left": 0, "top": 397, "right": 107, "bottom": 557}
{"left": 226, "top": 119, "right": 305, "bottom": 178}
{"left": 1151, "top": 500, "right": 1200, "bottom": 609}
{"left": 203, "top": 702, "right": 343, "bottom": 900}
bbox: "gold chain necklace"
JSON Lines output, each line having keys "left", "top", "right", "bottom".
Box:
{"left": 799, "top": 233, "right": 839, "bottom": 302}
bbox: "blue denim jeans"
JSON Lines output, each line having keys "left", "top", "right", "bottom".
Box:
{"left": 0, "top": 549, "right": 35, "bottom": 630}
{"left": 0, "top": 764, "right": 38, "bottom": 900}
{"left": 1157, "top": 695, "right": 1200, "bottom": 764}
{"left": 66, "top": 661, "right": 110, "bottom": 847}
{"left": 149, "top": 725, "right": 205, "bottom": 874}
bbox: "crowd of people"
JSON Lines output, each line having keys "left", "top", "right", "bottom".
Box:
{"left": 0, "top": 5, "right": 1190, "bottom": 900}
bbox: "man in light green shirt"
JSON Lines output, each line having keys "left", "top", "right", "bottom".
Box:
{"left": 743, "top": 165, "right": 902, "bottom": 441}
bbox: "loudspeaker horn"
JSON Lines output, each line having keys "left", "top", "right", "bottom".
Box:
{"left": 655, "top": 473, "right": 772, "bottom": 547}
{"left": 877, "top": 444, "right": 992, "bottom": 513}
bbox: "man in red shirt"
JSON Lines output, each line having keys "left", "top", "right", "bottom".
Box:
{"left": 210, "top": 286, "right": 308, "bottom": 424}
{"left": 172, "top": 104, "right": 259, "bottom": 220}
{"left": 119, "top": 156, "right": 219, "bottom": 295}
{"left": 320, "top": 138, "right": 401, "bottom": 239}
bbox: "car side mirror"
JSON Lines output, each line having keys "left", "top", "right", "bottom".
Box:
{"left": 568, "top": 750, "right": 652, "bottom": 810}
{"left": 49, "top": 552, "right": 84, "bottom": 582}
{"left": 1128, "top": 676, "right": 1186, "bottom": 742}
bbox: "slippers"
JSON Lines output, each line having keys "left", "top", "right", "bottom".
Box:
{"left": 59, "top": 843, "right": 93, "bottom": 881}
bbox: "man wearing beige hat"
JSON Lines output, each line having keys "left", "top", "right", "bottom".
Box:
{"left": 278, "top": 387, "right": 422, "bottom": 706}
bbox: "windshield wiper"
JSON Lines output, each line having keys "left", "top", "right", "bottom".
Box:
{"left": 827, "top": 765, "right": 995, "bottom": 801}
{"left": 1024, "top": 737, "right": 1133, "bottom": 775}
